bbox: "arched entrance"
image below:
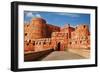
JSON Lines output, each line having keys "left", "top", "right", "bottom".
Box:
{"left": 56, "top": 42, "right": 61, "bottom": 51}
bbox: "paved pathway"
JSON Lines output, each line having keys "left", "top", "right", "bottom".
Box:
{"left": 42, "top": 51, "right": 85, "bottom": 61}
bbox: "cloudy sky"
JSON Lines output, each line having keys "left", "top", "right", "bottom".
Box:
{"left": 24, "top": 11, "right": 90, "bottom": 27}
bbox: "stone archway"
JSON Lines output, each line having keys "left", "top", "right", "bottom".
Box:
{"left": 56, "top": 42, "right": 61, "bottom": 51}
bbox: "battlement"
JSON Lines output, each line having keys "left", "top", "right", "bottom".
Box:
{"left": 24, "top": 18, "right": 90, "bottom": 52}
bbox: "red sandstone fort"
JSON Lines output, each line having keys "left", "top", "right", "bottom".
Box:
{"left": 24, "top": 18, "right": 90, "bottom": 53}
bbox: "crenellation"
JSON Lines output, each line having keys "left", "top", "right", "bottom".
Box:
{"left": 24, "top": 18, "right": 90, "bottom": 52}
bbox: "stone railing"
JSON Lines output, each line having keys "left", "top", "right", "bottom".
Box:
{"left": 24, "top": 49, "right": 54, "bottom": 61}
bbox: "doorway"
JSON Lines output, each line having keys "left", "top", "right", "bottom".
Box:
{"left": 57, "top": 42, "right": 60, "bottom": 51}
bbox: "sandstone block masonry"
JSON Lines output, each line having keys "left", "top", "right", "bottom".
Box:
{"left": 24, "top": 18, "right": 90, "bottom": 52}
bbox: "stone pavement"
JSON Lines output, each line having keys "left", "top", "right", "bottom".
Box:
{"left": 42, "top": 51, "right": 85, "bottom": 61}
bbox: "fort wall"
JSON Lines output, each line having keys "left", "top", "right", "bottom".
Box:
{"left": 24, "top": 18, "right": 90, "bottom": 52}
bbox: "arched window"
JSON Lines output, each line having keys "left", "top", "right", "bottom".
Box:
{"left": 83, "top": 25, "right": 86, "bottom": 28}
{"left": 25, "top": 33, "right": 27, "bottom": 36}
{"left": 32, "top": 41, "right": 35, "bottom": 45}
{"left": 43, "top": 42, "right": 46, "bottom": 45}
{"left": 87, "top": 40, "right": 90, "bottom": 44}
{"left": 29, "top": 40, "right": 31, "bottom": 43}
{"left": 39, "top": 42, "right": 41, "bottom": 45}
{"left": 27, "top": 43, "right": 29, "bottom": 46}
{"left": 80, "top": 41, "right": 82, "bottom": 44}
{"left": 69, "top": 42, "right": 72, "bottom": 45}
{"left": 36, "top": 42, "right": 38, "bottom": 45}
